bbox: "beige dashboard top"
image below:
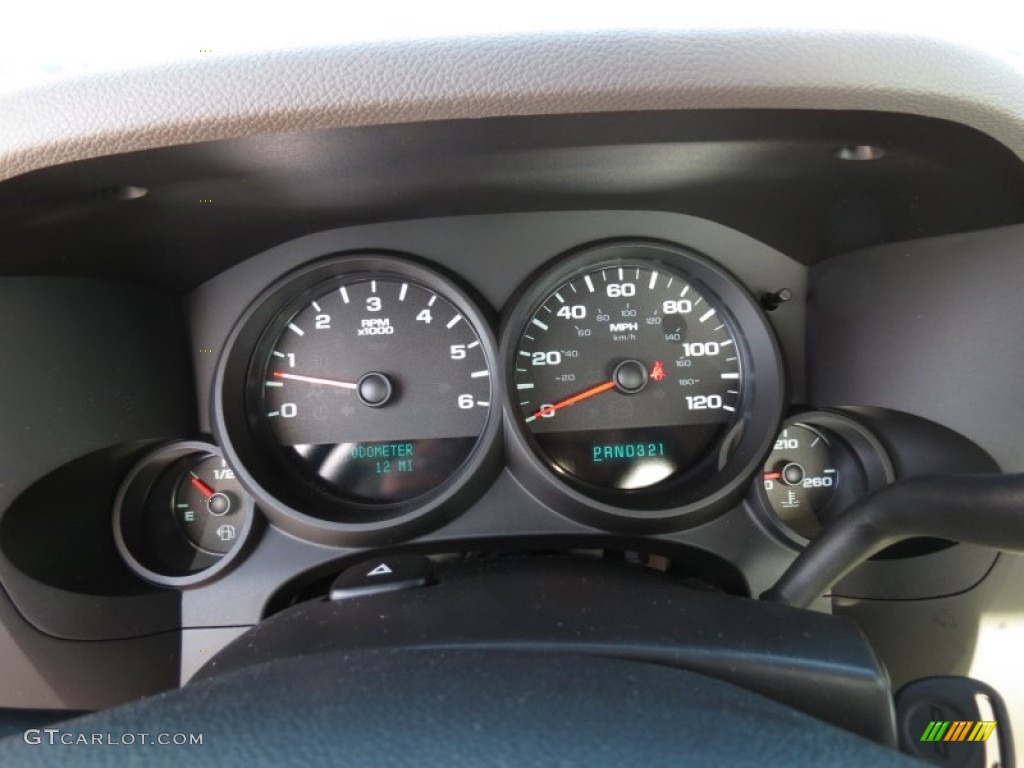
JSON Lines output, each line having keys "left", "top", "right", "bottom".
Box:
{"left": 3, "top": 28, "right": 1024, "bottom": 181}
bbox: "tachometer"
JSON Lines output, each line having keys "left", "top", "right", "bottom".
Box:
{"left": 214, "top": 254, "right": 501, "bottom": 543}
{"left": 258, "top": 276, "right": 490, "bottom": 505}
{"left": 502, "top": 241, "right": 784, "bottom": 528}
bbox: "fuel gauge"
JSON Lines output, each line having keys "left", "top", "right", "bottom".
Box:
{"left": 173, "top": 455, "right": 247, "bottom": 555}
{"left": 114, "top": 441, "right": 255, "bottom": 586}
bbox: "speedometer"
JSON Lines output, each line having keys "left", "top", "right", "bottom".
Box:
{"left": 514, "top": 263, "right": 741, "bottom": 491}
{"left": 502, "top": 241, "right": 784, "bottom": 527}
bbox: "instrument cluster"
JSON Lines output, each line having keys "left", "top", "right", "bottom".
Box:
{"left": 112, "top": 226, "right": 892, "bottom": 586}
{"left": 213, "top": 240, "right": 784, "bottom": 543}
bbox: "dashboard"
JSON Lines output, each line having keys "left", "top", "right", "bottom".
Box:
{"left": 2, "top": 27, "right": 1024, "bottom": 763}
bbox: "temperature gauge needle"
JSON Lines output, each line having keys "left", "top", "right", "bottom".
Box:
{"left": 189, "top": 473, "right": 216, "bottom": 499}
{"left": 526, "top": 380, "right": 616, "bottom": 422}
{"left": 272, "top": 371, "right": 357, "bottom": 390}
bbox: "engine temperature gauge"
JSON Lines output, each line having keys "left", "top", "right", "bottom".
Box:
{"left": 761, "top": 424, "right": 838, "bottom": 538}
{"left": 752, "top": 411, "right": 894, "bottom": 546}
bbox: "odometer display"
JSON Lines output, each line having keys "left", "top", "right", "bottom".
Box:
{"left": 512, "top": 260, "right": 743, "bottom": 495}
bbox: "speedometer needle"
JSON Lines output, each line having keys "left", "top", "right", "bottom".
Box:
{"left": 526, "top": 380, "right": 616, "bottom": 422}
{"left": 271, "top": 371, "right": 358, "bottom": 390}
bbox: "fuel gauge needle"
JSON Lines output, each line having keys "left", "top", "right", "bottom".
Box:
{"left": 271, "top": 371, "right": 357, "bottom": 390}
{"left": 189, "top": 473, "right": 216, "bottom": 499}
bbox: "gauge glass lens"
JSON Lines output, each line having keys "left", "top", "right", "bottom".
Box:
{"left": 512, "top": 263, "right": 742, "bottom": 492}
{"left": 760, "top": 424, "right": 839, "bottom": 538}
{"left": 254, "top": 277, "right": 491, "bottom": 506}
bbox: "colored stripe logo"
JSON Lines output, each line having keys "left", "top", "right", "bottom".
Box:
{"left": 920, "top": 721, "right": 997, "bottom": 742}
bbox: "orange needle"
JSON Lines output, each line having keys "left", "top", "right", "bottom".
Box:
{"left": 190, "top": 474, "right": 216, "bottom": 499}
{"left": 526, "top": 380, "right": 616, "bottom": 422}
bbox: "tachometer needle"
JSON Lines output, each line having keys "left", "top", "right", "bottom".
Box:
{"left": 272, "top": 371, "right": 358, "bottom": 390}
{"left": 763, "top": 472, "right": 783, "bottom": 481}
{"left": 190, "top": 473, "right": 216, "bottom": 499}
{"left": 526, "top": 380, "right": 616, "bottom": 422}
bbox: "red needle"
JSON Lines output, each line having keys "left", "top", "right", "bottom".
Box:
{"left": 763, "top": 472, "right": 783, "bottom": 481}
{"left": 527, "top": 380, "right": 617, "bottom": 422}
{"left": 190, "top": 474, "right": 216, "bottom": 499}
{"left": 272, "top": 371, "right": 357, "bottom": 390}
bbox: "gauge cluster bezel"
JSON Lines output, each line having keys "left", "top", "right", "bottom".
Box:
{"left": 200, "top": 215, "right": 804, "bottom": 550}
{"left": 499, "top": 240, "right": 786, "bottom": 533}
{"left": 212, "top": 252, "right": 504, "bottom": 547}
{"left": 113, "top": 440, "right": 257, "bottom": 587}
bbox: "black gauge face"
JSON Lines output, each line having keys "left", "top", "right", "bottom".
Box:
{"left": 172, "top": 454, "right": 248, "bottom": 555}
{"left": 760, "top": 424, "right": 838, "bottom": 539}
{"left": 512, "top": 261, "right": 742, "bottom": 494}
{"left": 252, "top": 275, "right": 492, "bottom": 507}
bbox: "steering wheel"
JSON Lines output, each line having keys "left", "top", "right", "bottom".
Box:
{"left": 0, "top": 555, "right": 924, "bottom": 766}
